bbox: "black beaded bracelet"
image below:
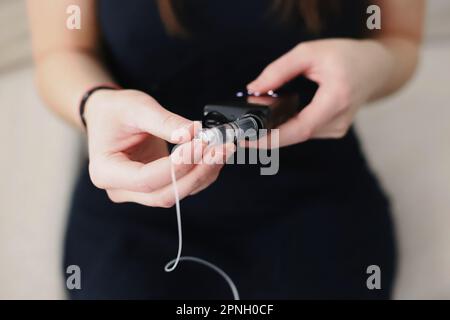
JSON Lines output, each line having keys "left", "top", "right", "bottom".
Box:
{"left": 79, "top": 84, "right": 120, "bottom": 129}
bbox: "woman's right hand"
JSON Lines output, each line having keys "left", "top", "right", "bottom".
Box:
{"left": 84, "top": 89, "right": 235, "bottom": 208}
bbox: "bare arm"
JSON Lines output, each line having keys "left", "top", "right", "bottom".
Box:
{"left": 28, "top": 0, "right": 113, "bottom": 128}
{"left": 27, "top": 0, "right": 232, "bottom": 207}
{"left": 370, "top": 0, "right": 425, "bottom": 99}
{"left": 247, "top": 0, "right": 425, "bottom": 146}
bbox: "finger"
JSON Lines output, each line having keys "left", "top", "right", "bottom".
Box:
{"left": 201, "top": 143, "right": 236, "bottom": 165}
{"left": 107, "top": 144, "right": 235, "bottom": 207}
{"left": 277, "top": 86, "right": 337, "bottom": 146}
{"left": 247, "top": 44, "right": 312, "bottom": 94}
{"left": 90, "top": 140, "right": 204, "bottom": 192}
{"left": 244, "top": 85, "right": 336, "bottom": 148}
{"left": 173, "top": 144, "right": 235, "bottom": 199}
{"left": 239, "top": 128, "right": 280, "bottom": 150}
{"left": 189, "top": 143, "right": 236, "bottom": 195}
{"left": 133, "top": 97, "right": 199, "bottom": 144}
{"left": 246, "top": 95, "right": 275, "bottom": 105}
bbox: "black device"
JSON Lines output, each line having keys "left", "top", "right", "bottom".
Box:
{"left": 199, "top": 77, "right": 318, "bottom": 145}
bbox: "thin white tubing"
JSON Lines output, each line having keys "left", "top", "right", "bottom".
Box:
{"left": 164, "top": 159, "right": 240, "bottom": 301}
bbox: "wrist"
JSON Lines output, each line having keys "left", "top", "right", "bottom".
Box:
{"left": 83, "top": 89, "right": 116, "bottom": 126}
{"left": 360, "top": 40, "right": 396, "bottom": 101}
{"left": 79, "top": 84, "right": 121, "bottom": 130}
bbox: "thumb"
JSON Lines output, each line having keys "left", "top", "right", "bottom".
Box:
{"left": 247, "top": 44, "right": 312, "bottom": 94}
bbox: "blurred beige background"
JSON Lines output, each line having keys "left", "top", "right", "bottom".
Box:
{"left": 0, "top": 0, "right": 449, "bottom": 299}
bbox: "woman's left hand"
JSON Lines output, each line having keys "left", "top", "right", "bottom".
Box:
{"left": 247, "top": 39, "right": 395, "bottom": 147}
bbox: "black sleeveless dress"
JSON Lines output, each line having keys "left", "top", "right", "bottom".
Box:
{"left": 64, "top": 0, "right": 396, "bottom": 299}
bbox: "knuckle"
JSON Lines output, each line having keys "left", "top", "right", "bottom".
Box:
{"left": 88, "top": 160, "right": 106, "bottom": 189}
{"left": 157, "top": 196, "right": 174, "bottom": 209}
{"left": 139, "top": 198, "right": 157, "bottom": 207}
{"left": 106, "top": 191, "right": 122, "bottom": 204}
{"left": 133, "top": 173, "right": 156, "bottom": 193}
{"left": 137, "top": 182, "right": 155, "bottom": 193}
{"left": 161, "top": 113, "right": 182, "bottom": 130}
{"left": 298, "top": 126, "right": 313, "bottom": 141}
{"left": 161, "top": 114, "right": 187, "bottom": 140}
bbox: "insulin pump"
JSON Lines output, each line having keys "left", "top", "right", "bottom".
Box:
{"left": 198, "top": 77, "right": 318, "bottom": 146}
{"left": 166, "top": 77, "right": 318, "bottom": 300}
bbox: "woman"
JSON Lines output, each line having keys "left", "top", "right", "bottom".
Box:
{"left": 28, "top": 0, "right": 424, "bottom": 299}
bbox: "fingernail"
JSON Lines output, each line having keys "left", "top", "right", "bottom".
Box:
{"left": 172, "top": 123, "right": 192, "bottom": 144}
